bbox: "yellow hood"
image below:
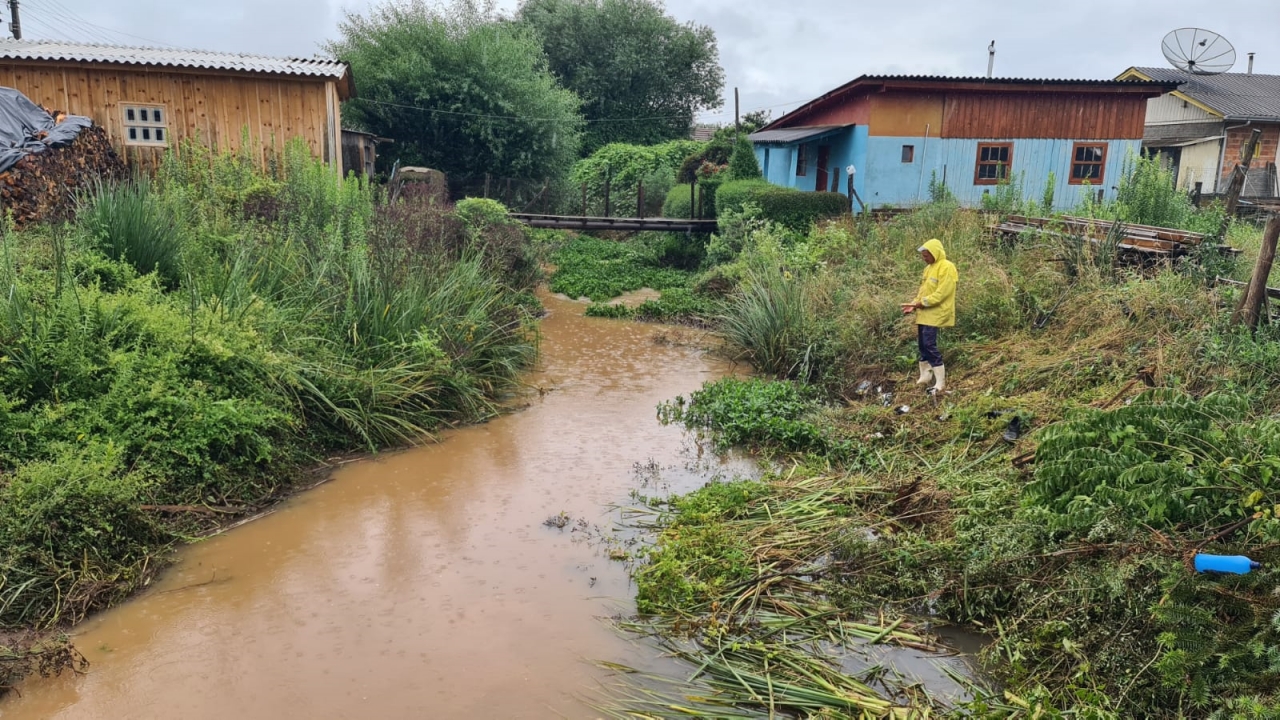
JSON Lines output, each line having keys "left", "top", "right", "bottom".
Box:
{"left": 918, "top": 238, "right": 947, "bottom": 264}
{"left": 912, "top": 238, "right": 957, "bottom": 328}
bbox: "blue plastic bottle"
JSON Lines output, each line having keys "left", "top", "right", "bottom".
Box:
{"left": 1194, "top": 554, "right": 1261, "bottom": 575}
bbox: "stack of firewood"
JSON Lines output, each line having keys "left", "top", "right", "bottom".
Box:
{"left": 0, "top": 120, "right": 125, "bottom": 228}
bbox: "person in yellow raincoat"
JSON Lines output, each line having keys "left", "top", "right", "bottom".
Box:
{"left": 900, "top": 238, "right": 957, "bottom": 395}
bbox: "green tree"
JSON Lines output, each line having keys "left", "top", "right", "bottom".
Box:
{"left": 329, "top": 0, "right": 583, "bottom": 187}
{"left": 516, "top": 0, "right": 724, "bottom": 154}
{"left": 728, "top": 135, "right": 762, "bottom": 180}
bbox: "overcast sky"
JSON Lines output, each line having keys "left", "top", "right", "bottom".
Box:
{"left": 23, "top": 0, "right": 1279, "bottom": 124}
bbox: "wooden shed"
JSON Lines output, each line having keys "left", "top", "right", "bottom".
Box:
{"left": 341, "top": 129, "right": 391, "bottom": 178}
{"left": 0, "top": 39, "right": 353, "bottom": 172}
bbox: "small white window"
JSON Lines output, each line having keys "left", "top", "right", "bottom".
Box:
{"left": 122, "top": 104, "right": 168, "bottom": 146}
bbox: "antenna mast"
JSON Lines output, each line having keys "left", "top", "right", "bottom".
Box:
{"left": 987, "top": 41, "right": 995, "bottom": 78}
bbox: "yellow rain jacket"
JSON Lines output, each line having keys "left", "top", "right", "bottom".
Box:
{"left": 912, "top": 238, "right": 957, "bottom": 328}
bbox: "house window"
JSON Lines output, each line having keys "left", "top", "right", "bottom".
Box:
{"left": 122, "top": 104, "right": 168, "bottom": 146}
{"left": 763, "top": 148, "right": 771, "bottom": 176}
{"left": 901, "top": 145, "right": 915, "bottom": 163}
{"left": 795, "top": 144, "right": 808, "bottom": 176}
{"left": 974, "top": 143, "right": 1012, "bottom": 184}
{"left": 1070, "top": 143, "right": 1107, "bottom": 184}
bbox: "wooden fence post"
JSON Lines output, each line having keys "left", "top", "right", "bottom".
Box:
{"left": 581, "top": 183, "right": 587, "bottom": 216}
{"left": 1232, "top": 214, "right": 1280, "bottom": 330}
{"left": 1220, "top": 128, "right": 1264, "bottom": 238}
{"left": 484, "top": 172, "right": 491, "bottom": 199}
{"left": 690, "top": 183, "right": 696, "bottom": 220}
{"left": 603, "top": 168, "right": 612, "bottom": 218}
{"left": 637, "top": 180, "right": 645, "bottom": 219}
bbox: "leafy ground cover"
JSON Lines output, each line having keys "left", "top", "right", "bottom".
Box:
{"left": 0, "top": 141, "right": 540, "bottom": 690}
{"left": 548, "top": 232, "right": 723, "bottom": 324}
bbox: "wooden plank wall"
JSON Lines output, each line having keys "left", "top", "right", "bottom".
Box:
{"left": 0, "top": 62, "right": 339, "bottom": 172}
{"left": 941, "top": 93, "right": 1149, "bottom": 140}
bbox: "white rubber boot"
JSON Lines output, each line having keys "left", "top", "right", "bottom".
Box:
{"left": 915, "top": 361, "right": 933, "bottom": 385}
{"left": 929, "top": 365, "right": 946, "bottom": 395}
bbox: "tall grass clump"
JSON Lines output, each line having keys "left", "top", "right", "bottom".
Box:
{"left": 79, "top": 178, "right": 183, "bottom": 287}
{"left": 720, "top": 266, "right": 810, "bottom": 378}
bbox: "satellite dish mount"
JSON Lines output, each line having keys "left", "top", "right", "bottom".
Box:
{"left": 1162, "top": 28, "right": 1236, "bottom": 75}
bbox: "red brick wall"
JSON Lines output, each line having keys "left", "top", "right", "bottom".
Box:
{"left": 1221, "top": 123, "right": 1280, "bottom": 183}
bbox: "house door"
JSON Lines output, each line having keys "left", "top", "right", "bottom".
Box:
{"left": 815, "top": 146, "right": 830, "bottom": 192}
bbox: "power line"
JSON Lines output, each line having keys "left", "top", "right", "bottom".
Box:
{"left": 18, "top": 11, "right": 76, "bottom": 42}
{"left": 27, "top": 3, "right": 115, "bottom": 44}
{"left": 33, "top": 0, "right": 174, "bottom": 47}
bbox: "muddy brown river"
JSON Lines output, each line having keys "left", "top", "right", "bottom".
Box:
{"left": 0, "top": 292, "right": 757, "bottom": 719}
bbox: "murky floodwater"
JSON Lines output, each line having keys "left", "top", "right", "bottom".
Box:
{"left": 0, "top": 292, "right": 754, "bottom": 720}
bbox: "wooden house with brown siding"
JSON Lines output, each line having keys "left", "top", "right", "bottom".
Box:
{"left": 0, "top": 40, "right": 353, "bottom": 172}
{"left": 748, "top": 75, "right": 1177, "bottom": 210}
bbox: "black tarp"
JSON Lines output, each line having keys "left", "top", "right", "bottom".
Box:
{"left": 0, "top": 87, "right": 92, "bottom": 173}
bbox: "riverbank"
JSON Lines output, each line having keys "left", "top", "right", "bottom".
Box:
{"left": 0, "top": 142, "right": 540, "bottom": 691}
{"left": 0, "top": 291, "right": 756, "bottom": 719}
{"left": 578, "top": 194, "right": 1280, "bottom": 715}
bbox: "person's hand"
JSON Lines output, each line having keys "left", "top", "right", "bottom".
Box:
{"left": 901, "top": 302, "right": 917, "bottom": 315}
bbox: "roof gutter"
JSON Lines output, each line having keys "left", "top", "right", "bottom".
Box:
{"left": 1216, "top": 120, "right": 1254, "bottom": 190}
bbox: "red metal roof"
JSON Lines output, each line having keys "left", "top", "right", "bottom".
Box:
{"left": 763, "top": 74, "right": 1178, "bottom": 131}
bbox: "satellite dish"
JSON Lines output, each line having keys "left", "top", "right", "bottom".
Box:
{"left": 1162, "top": 28, "right": 1236, "bottom": 75}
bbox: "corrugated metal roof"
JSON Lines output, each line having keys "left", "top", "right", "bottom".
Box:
{"left": 761, "top": 74, "right": 1175, "bottom": 132}
{"left": 0, "top": 40, "right": 348, "bottom": 81}
{"left": 749, "top": 125, "right": 850, "bottom": 144}
{"left": 859, "top": 74, "right": 1174, "bottom": 87}
{"left": 1133, "top": 67, "right": 1280, "bottom": 121}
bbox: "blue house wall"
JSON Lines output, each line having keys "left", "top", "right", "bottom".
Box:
{"left": 753, "top": 126, "right": 866, "bottom": 198}
{"left": 753, "top": 134, "right": 1141, "bottom": 211}
{"left": 862, "top": 137, "right": 1141, "bottom": 209}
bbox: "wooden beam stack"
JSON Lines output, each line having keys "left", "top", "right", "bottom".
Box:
{"left": 989, "top": 214, "right": 1237, "bottom": 258}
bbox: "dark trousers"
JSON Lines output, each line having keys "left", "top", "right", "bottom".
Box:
{"left": 917, "top": 324, "right": 943, "bottom": 367}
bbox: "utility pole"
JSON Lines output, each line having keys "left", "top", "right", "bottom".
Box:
{"left": 734, "top": 87, "right": 740, "bottom": 137}
{"left": 8, "top": 0, "right": 21, "bottom": 40}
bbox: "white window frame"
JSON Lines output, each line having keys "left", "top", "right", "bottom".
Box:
{"left": 122, "top": 104, "right": 169, "bottom": 147}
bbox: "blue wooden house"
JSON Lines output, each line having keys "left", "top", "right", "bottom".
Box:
{"left": 748, "top": 75, "right": 1177, "bottom": 210}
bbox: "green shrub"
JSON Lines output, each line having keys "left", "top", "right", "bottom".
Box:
{"left": 0, "top": 444, "right": 165, "bottom": 626}
{"left": 652, "top": 232, "right": 705, "bottom": 271}
{"left": 640, "top": 167, "right": 676, "bottom": 216}
{"left": 715, "top": 180, "right": 847, "bottom": 233}
{"left": 454, "top": 197, "right": 538, "bottom": 288}
{"left": 727, "top": 135, "right": 762, "bottom": 181}
{"left": 570, "top": 140, "right": 703, "bottom": 215}
{"left": 677, "top": 138, "right": 733, "bottom": 184}
{"left": 1114, "top": 153, "right": 1194, "bottom": 229}
{"left": 713, "top": 179, "right": 772, "bottom": 217}
{"left": 697, "top": 174, "right": 724, "bottom": 220}
{"left": 663, "top": 184, "right": 694, "bottom": 219}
